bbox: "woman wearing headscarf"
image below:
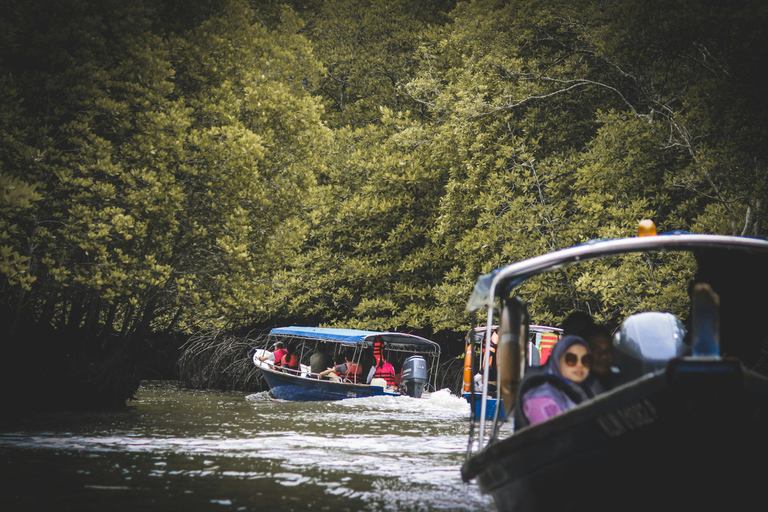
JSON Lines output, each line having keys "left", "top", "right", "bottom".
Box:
{"left": 514, "top": 335, "right": 594, "bottom": 428}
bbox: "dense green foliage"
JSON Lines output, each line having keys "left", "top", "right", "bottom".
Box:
{"left": 1, "top": 0, "right": 766, "bottom": 404}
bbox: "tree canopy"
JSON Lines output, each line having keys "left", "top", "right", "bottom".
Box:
{"left": 1, "top": 0, "right": 765, "bottom": 404}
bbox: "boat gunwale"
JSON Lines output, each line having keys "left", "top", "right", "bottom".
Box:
{"left": 258, "top": 363, "right": 397, "bottom": 393}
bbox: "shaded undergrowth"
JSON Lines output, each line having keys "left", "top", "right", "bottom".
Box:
{"left": 177, "top": 329, "right": 267, "bottom": 391}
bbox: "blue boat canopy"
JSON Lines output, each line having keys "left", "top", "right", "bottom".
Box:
{"left": 269, "top": 326, "right": 441, "bottom": 353}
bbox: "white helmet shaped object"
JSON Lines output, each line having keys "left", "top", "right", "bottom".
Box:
{"left": 614, "top": 312, "right": 689, "bottom": 381}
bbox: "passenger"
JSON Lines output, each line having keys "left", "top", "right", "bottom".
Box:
{"left": 277, "top": 344, "right": 299, "bottom": 372}
{"left": 309, "top": 342, "right": 332, "bottom": 378}
{"left": 318, "top": 351, "right": 362, "bottom": 383}
{"left": 538, "top": 330, "right": 559, "bottom": 365}
{"left": 367, "top": 336, "right": 396, "bottom": 387}
{"left": 478, "top": 329, "right": 499, "bottom": 393}
{"left": 514, "top": 335, "right": 594, "bottom": 427}
{"left": 259, "top": 341, "right": 286, "bottom": 365}
{"left": 582, "top": 324, "right": 617, "bottom": 393}
{"left": 561, "top": 311, "right": 595, "bottom": 337}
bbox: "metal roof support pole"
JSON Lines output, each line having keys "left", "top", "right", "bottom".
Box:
{"left": 477, "top": 304, "right": 495, "bottom": 450}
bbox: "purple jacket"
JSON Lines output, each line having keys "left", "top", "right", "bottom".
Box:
{"left": 519, "top": 335, "right": 592, "bottom": 425}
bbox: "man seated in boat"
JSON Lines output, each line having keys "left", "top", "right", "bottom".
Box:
{"left": 257, "top": 341, "right": 287, "bottom": 366}
{"left": 582, "top": 323, "right": 618, "bottom": 393}
{"left": 309, "top": 342, "right": 332, "bottom": 378}
{"left": 317, "top": 350, "right": 362, "bottom": 383}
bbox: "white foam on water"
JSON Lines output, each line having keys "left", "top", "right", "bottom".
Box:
{"left": 328, "top": 388, "right": 470, "bottom": 419}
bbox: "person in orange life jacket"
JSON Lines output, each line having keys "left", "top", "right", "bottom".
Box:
{"left": 276, "top": 344, "right": 299, "bottom": 372}
{"left": 259, "top": 341, "right": 287, "bottom": 365}
{"left": 477, "top": 329, "right": 499, "bottom": 393}
{"left": 318, "top": 350, "right": 362, "bottom": 383}
{"left": 366, "top": 336, "right": 396, "bottom": 387}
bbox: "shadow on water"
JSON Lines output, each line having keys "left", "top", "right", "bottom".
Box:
{"left": 0, "top": 381, "right": 495, "bottom": 512}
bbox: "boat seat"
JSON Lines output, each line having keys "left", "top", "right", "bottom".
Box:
{"left": 370, "top": 377, "right": 388, "bottom": 389}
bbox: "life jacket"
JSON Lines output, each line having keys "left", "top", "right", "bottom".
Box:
{"left": 372, "top": 362, "right": 396, "bottom": 386}
{"left": 538, "top": 333, "right": 560, "bottom": 365}
{"left": 281, "top": 353, "right": 299, "bottom": 370}
{"left": 344, "top": 362, "right": 362, "bottom": 383}
{"left": 463, "top": 341, "right": 473, "bottom": 393}
{"left": 373, "top": 337, "right": 385, "bottom": 367}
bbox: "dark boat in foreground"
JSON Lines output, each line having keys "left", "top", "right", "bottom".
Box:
{"left": 253, "top": 326, "right": 441, "bottom": 401}
{"left": 461, "top": 224, "right": 768, "bottom": 511}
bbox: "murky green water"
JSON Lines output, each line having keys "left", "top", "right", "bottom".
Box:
{"left": 0, "top": 381, "right": 494, "bottom": 511}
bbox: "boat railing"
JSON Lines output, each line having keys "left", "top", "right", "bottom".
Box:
{"left": 266, "top": 361, "right": 388, "bottom": 386}
{"left": 265, "top": 364, "right": 310, "bottom": 378}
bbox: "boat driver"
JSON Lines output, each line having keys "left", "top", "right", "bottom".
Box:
{"left": 258, "top": 341, "right": 287, "bottom": 365}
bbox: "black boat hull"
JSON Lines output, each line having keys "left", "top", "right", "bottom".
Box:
{"left": 462, "top": 358, "right": 768, "bottom": 511}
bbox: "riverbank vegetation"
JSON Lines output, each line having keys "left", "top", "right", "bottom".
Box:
{"left": 2, "top": 0, "right": 766, "bottom": 407}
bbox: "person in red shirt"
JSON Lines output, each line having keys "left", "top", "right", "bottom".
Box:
{"left": 258, "top": 341, "right": 287, "bottom": 366}
{"left": 271, "top": 342, "right": 288, "bottom": 365}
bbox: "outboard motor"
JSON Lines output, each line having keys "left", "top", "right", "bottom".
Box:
{"left": 401, "top": 355, "right": 428, "bottom": 398}
{"left": 614, "top": 312, "right": 689, "bottom": 382}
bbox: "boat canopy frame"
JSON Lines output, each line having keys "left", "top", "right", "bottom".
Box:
{"left": 258, "top": 326, "right": 442, "bottom": 389}
{"left": 268, "top": 326, "right": 441, "bottom": 354}
{"left": 468, "top": 233, "right": 768, "bottom": 313}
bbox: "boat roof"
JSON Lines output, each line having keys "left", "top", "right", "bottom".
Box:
{"left": 467, "top": 232, "right": 768, "bottom": 311}
{"left": 268, "top": 326, "right": 441, "bottom": 353}
{"left": 470, "top": 325, "right": 562, "bottom": 342}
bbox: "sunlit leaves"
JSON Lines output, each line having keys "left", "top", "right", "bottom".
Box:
{"left": 0, "top": 0, "right": 329, "bottom": 341}
{"left": 1, "top": 0, "right": 764, "bottom": 352}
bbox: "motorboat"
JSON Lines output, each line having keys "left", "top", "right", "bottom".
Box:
{"left": 460, "top": 222, "right": 768, "bottom": 510}
{"left": 463, "top": 325, "right": 562, "bottom": 420}
{"left": 253, "top": 326, "right": 441, "bottom": 401}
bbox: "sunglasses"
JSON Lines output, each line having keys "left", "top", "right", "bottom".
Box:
{"left": 564, "top": 352, "right": 593, "bottom": 368}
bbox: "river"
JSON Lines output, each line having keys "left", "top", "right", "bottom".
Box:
{"left": 0, "top": 381, "right": 496, "bottom": 511}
